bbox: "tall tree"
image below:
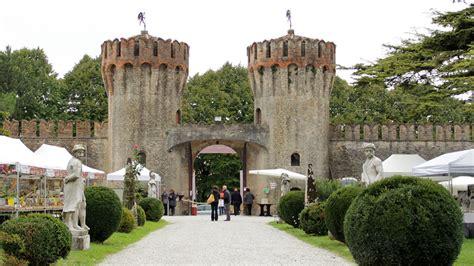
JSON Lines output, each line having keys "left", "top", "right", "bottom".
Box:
{"left": 0, "top": 46, "right": 63, "bottom": 120}
{"left": 182, "top": 62, "right": 254, "bottom": 124}
{"left": 352, "top": 6, "right": 473, "bottom": 123}
{"left": 62, "top": 55, "right": 107, "bottom": 121}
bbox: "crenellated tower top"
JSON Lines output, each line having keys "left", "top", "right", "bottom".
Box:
{"left": 247, "top": 29, "right": 336, "bottom": 72}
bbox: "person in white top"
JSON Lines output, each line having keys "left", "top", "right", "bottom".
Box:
{"left": 361, "top": 143, "right": 384, "bottom": 186}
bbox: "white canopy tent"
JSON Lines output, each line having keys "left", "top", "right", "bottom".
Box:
{"left": 248, "top": 168, "right": 307, "bottom": 180}
{"left": 34, "top": 144, "right": 105, "bottom": 178}
{"left": 412, "top": 149, "right": 474, "bottom": 177}
{"left": 106, "top": 165, "right": 161, "bottom": 181}
{"left": 382, "top": 154, "right": 426, "bottom": 177}
{"left": 0, "top": 136, "right": 43, "bottom": 168}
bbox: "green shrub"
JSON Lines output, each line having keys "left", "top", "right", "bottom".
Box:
{"left": 85, "top": 186, "right": 122, "bottom": 243}
{"left": 344, "top": 176, "right": 464, "bottom": 266}
{"left": 299, "top": 202, "right": 327, "bottom": 236}
{"left": 314, "top": 178, "right": 342, "bottom": 201}
{"left": 137, "top": 205, "right": 146, "bottom": 226}
{"left": 324, "top": 186, "right": 363, "bottom": 243}
{"left": 138, "top": 198, "right": 164, "bottom": 222}
{"left": 277, "top": 191, "right": 305, "bottom": 228}
{"left": 118, "top": 207, "right": 136, "bottom": 233}
{"left": 2, "top": 254, "right": 28, "bottom": 266}
{"left": 0, "top": 214, "right": 71, "bottom": 264}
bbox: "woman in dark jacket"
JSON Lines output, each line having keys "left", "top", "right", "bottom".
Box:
{"left": 210, "top": 186, "right": 220, "bottom": 221}
{"left": 168, "top": 189, "right": 177, "bottom": 216}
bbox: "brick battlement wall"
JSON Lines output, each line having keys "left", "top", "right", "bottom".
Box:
{"left": 329, "top": 123, "right": 473, "bottom": 179}
{"left": 2, "top": 120, "right": 108, "bottom": 171}
{"left": 2, "top": 120, "right": 472, "bottom": 177}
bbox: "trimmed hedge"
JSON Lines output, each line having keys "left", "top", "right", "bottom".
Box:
{"left": 0, "top": 214, "right": 71, "bottom": 264}
{"left": 138, "top": 198, "right": 164, "bottom": 222}
{"left": 137, "top": 205, "right": 146, "bottom": 226}
{"left": 324, "top": 186, "right": 363, "bottom": 243}
{"left": 118, "top": 207, "right": 136, "bottom": 233}
{"left": 277, "top": 191, "right": 305, "bottom": 228}
{"left": 314, "top": 178, "right": 342, "bottom": 201}
{"left": 85, "top": 186, "right": 122, "bottom": 243}
{"left": 344, "top": 176, "right": 464, "bottom": 266}
{"left": 299, "top": 202, "right": 327, "bottom": 236}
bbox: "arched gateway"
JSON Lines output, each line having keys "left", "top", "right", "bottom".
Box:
{"left": 101, "top": 29, "right": 336, "bottom": 214}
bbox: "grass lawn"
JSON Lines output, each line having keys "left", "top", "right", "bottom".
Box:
{"left": 56, "top": 219, "right": 168, "bottom": 265}
{"left": 270, "top": 222, "right": 474, "bottom": 266}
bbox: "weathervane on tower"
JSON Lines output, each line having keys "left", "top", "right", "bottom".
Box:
{"left": 286, "top": 10, "right": 292, "bottom": 30}
{"left": 138, "top": 12, "right": 146, "bottom": 31}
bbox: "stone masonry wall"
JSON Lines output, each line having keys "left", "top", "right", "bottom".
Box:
{"left": 329, "top": 124, "right": 474, "bottom": 178}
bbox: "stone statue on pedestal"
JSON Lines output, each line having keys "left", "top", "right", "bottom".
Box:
{"left": 63, "top": 143, "right": 90, "bottom": 250}
{"left": 280, "top": 173, "right": 291, "bottom": 197}
{"left": 361, "top": 143, "right": 384, "bottom": 186}
{"left": 148, "top": 171, "right": 158, "bottom": 198}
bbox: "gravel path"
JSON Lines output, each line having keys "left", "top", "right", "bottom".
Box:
{"left": 100, "top": 215, "right": 352, "bottom": 265}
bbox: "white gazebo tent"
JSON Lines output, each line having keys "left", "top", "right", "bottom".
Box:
{"left": 34, "top": 144, "right": 105, "bottom": 179}
{"left": 413, "top": 149, "right": 474, "bottom": 193}
{"left": 107, "top": 165, "right": 162, "bottom": 201}
{"left": 248, "top": 168, "right": 307, "bottom": 180}
{"left": 382, "top": 154, "right": 426, "bottom": 177}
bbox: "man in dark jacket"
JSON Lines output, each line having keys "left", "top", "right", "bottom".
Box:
{"left": 231, "top": 188, "right": 242, "bottom": 215}
{"left": 244, "top": 188, "right": 255, "bottom": 216}
{"left": 223, "top": 185, "right": 231, "bottom": 221}
{"left": 210, "top": 186, "right": 220, "bottom": 221}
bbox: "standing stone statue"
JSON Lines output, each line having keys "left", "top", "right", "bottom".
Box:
{"left": 361, "top": 143, "right": 384, "bottom": 186}
{"left": 306, "top": 164, "right": 317, "bottom": 203}
{"left": 280, "top": 173, "right": 291, "bottom": 197}
{"left": 148, "top": 171, "right": 158, "bottom": 198}
{"left": 63, "top": 144, "right": 90, "bottom": 250}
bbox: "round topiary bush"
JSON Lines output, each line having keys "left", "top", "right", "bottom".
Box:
{"left": 325, "top": 186, "right": 363, "bottom": 243}
{"left": 0, "top": 214, "right": 71, "bottom": 264}
{"left": 138, "top": 198, "right": 164, "bottom": 222}
{"left": 277, "top": 191, "right": 305, "bottom": 228}
{"left": 344, "top": 176, "right": 464, "bottom": 266}
{"left": 118, "top": 207, "right": 136, "bottom": 233}
{"left": 85, "top": 186, "right": 122, "bottom": 243}
{"left": 137, "top": 205, "right": 146, "bottom": 226}
{"left": 299, "top": 202, "right": 327, "bottom": 236}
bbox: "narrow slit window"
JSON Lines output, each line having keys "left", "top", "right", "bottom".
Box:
{"left": 301, "top": 41, "right": 306, "bottom": 57}
{"left": 176, "top": 110, "right": 181, "bottom": 124}
{"left": 283, "top": 41, "right": 288, "bottom": 57}
{"left": 254, "top": 45, "right": 257, "bottom": 60}
{"left": 256, "top": 108, "right": 262, "bottom": 125}
{"left": 116, "top": 42, "right": 121, "bottom": 57}
{"left": 171, "top": 44, "right": 175, "bottom": 58}
{"left": 153, "top": 42, "right": 158, "bottom": 56}
{"left": 134, "top": 42, "right": 139, "bottom": 56}
{"left": 266, "top": 42, "right": 271, "bottom": 58}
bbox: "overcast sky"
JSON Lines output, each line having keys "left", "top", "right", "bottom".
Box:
{"left": 0, "top": 0, "right": 469, "bottom": 82}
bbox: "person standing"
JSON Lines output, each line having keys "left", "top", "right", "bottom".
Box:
{"left": 168, "top": 189, "right": 177, "bottom": 216}
{"left": 223, "top": 185, "right": 231, "bottom": 221}
{"left": 231, "top": 188, "right": 242, "bottom": 215}
{"left": 161, "top": 189, "right": 169, "bottom": 215}
{"left": 243, "top": 188, "right": 255, "bottom": 216}
{"left": 218, "top": 190, "right": 225, "bottom": 215}
{"left": 210, "top": 186, "right": 220, "bottom": 221}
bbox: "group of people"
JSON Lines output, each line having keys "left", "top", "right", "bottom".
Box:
{"left": 160, "top": 188, "right": 177, "bottom": 216}
{"left": 208, "top": 186, "right": 255, "bottom": 221}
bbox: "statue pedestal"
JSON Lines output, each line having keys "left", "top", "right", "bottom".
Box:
{"left": 71, "top": 229, "right": 90, "bottom": 250}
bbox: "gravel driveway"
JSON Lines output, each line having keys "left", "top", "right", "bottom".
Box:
{"left": 100, "top": 215, "right": 352, "bottom": 265}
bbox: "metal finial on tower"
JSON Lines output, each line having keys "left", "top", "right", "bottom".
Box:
{"left": 286, "top": 10, "right": 292, "bottom": 30}
{"left": 138, "top": 12, "right": 146, "bottom": 31}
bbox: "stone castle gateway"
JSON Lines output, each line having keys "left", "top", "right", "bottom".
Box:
{"left": 100, "top": 29, "right": 335, "bottom": 212}
{"left": 3, "top": 30, "right": 472, "bottom": 214}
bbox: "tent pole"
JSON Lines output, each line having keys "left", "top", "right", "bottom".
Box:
{"left": 15, "top": 163, "right": 20, "bottom": 218}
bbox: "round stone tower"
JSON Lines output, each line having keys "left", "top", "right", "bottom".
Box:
{"left": 101, "top": 31, "right": 189, "bottom": 173}
{"left": 247, "top": 29, "right": 336, "bottom": 177}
